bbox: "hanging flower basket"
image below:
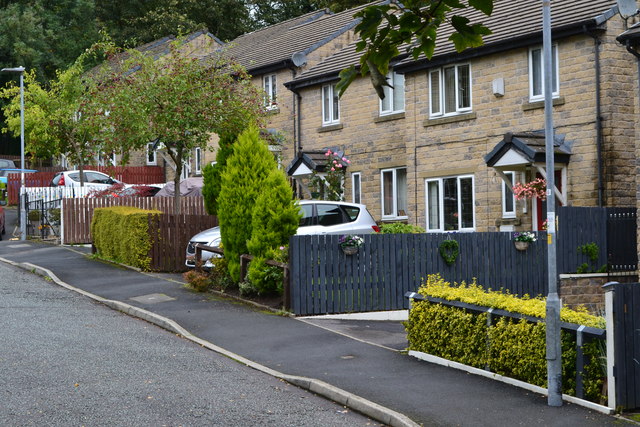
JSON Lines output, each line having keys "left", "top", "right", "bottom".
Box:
{"left": 341, "top": 245, "right": 359, "bottom": 255}
{"left": 514, "top": 241, "right": 529, "bottom": 251}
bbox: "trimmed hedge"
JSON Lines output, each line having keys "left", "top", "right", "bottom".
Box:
{"left": 406, "top": 274, "right": 606, "bottom": 403}
{"left": 91, "top": 206, "right": 161, "bottom": 271}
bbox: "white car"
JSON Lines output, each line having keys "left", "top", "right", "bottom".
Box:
{"left": 50, "top": 170, "right": 122, "bottom": 188}
{"left": 185, "top": 200, "right": 380, "bottom": 268}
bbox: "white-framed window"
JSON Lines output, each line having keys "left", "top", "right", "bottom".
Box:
{"left": 429, "top": 63, "right": 472, "bottom": 117}
{"left": 529, "top": 44, "right": 558, "bottom": 101}
{"left": 381, "top": 167, "right": 407, "bottom": 219}
{"left": 263, "top": 74, "right": 277, "bottom": 109}
{"left": 379, "top": 71, "right": 405, "bottom": 115}
{"left": 425, "top": 175, "right": 475, "bottom": 231}
{"left": 146, "top": 143, "right": 157, "bottom": 165}
{"left": 194, "top": 147, "right": 202, "bottom": 175}
{"left": 502, "top": 171, "right": 516, "bottom": 218}
{"left": 352, "top": 172, "right": 361, "bottom": 204}
{"left": 181, "top": 158, "right": 190, "bottom": 180}
{"left": 322, "top": 83, "right": 340, "bottom": 125}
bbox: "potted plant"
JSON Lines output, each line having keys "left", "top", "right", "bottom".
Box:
{"left": 338, "top": 234, "right": 363, "bottom": 255}
{"left": 513, "top": 231, "right": 537, "bottom": 250}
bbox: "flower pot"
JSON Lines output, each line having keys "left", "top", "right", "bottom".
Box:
{"left": 341, "top": 245, "right": 359, "bottom": 255}
{"left": 514, "top": 241, "right": 529, "bottom": 251}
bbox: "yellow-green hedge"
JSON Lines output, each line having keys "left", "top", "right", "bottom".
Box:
{"left": 406, "top": 274, "right": 606, "bottom": 403}
{"left": 91, "top": 206, "right": 161, "bottom": 271}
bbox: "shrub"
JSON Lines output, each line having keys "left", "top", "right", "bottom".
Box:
{"left": 406, "top": 274, "right": 606, "bottom": 402}
{"left": 28, "top": 210, "right": 41, "bottom": 222}
{"left": 208, "top": 255, "right": 234, "bottom": 291}
{"left": 182, "top": 270, "right": 212, "bottom": 292}
{"left": 378, "top": 222, "right": 425, "bottom": 234}
{"left": 218, "top": 127, "right": 276, "bottom": 282}
{"left": 202, "top": 133, "right": 235, "bottom": 216}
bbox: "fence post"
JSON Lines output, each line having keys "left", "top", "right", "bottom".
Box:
{"left": 603, "top": 281, "right": 617, "bottom": 410}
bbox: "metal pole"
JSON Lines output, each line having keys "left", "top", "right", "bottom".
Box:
{"left": 542, "top": 0, "right": 562, "bottom": 406}
{"left": 19, "top": 70, "right": 26, "bottom": 241}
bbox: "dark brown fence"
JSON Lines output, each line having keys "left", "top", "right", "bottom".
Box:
{"left": 289, "top": 232, "right": 549, "bottom": 316}
{"left": 148, "top": 214, "right": 218, "bottom": 272}
{"left": 7, "top": 166, "right": 164, "bottom": 204}
{"left": 62, "top": 196, "right": 207, "bottom": 244}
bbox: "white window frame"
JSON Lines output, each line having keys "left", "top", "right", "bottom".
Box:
{"left": 352, "top": 172, "right": 361, "bottom": 204}
{"left": 502, "top": 171, "right": 516, "bottom": 218}
{"left": 194, "top": 147, "right": 202, "bottom": 175}
{"left": 428, "top": 63, "right": 472, "bottom": 118}
{"left": 263, "top": 74, "right": 277, "bottom": 109}
{"left": 425, "top": 175, "right": 476, "bottom": 232}
{"left": 146, "top": 143, "right": 157, "bottom": 165}
{"left": 181, "top": 158, "right": 190, "bottom": 180}
{"left": 381, "top": 167, "right": 408, "bottom": 220}
{"left": 379, "top": 71, "right": 405, "bottom": 115}
{"left": 321, "top": 83, "right": 340, "bottom": 126}
{"left": 529, "top": 44, "right": 559, "bottom": 101}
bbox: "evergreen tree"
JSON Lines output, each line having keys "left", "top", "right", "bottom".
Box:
{"left": 217, "top": 127, "right": 276, "bottom": 282}
{"left": 247, "top": 169, "right": 300, "bottom": 294}
{"left": 202, "top": 133, "right": 235, "bottom": 216}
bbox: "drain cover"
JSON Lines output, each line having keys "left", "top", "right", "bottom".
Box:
{"left": 130, "top": 293, "right": 176, "bottom": 304}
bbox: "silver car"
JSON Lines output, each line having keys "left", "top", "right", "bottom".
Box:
{"left": 185, "top": 200, "right": 379, "bottom": 268}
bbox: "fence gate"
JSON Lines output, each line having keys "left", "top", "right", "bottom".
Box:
{"left": 611, "top": 282, "right": 640, "bottom": 410}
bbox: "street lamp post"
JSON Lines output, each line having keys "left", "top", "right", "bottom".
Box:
{"left": 2, "top": 66, "right": 26, "bottom": 241}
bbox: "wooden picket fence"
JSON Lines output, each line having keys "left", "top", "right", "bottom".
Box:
{"left": 62, "top": 196, "right": 207, "bottom": 244}
{"left": 148, "top": 214, "right": 218, "bottom": 272}
{"left": 7, "top": 166, "right": 164, "bottom": 205}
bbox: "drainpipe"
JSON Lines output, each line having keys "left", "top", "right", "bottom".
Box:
{"left": 586, "top": 27, "right": 604, "bottom": 207}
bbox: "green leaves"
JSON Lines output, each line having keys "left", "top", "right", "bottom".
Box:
{"left": 340, "top": 0, "right": 495, "bottom": 95}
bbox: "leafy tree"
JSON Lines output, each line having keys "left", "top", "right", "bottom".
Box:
{"left": 202, "top": 133, "right": 235, "bottom": 216}
{"left": 217, "top": 127, "right": 276, "bottom": 282}
{"left": 0, "top": 45, "right": 107, "bottom": 184}
{"left": 89, "top": 39, "right": 265, "bottom": 213}
{"left": 337, "top": 0, "right": 494, "bottom": 98}
{"left": 247, "top": 169, "right": 300, "bottom": 294}
{"left": 247, "top": 0, "right": 368, "bottom": 28}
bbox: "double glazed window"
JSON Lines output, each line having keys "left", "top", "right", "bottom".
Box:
{"left": 322, "top": 83, "right": 340, "bottom": 125}
{"left": 194, "top": 147, "right": 202, "bottom": 175}
{"left": 429, "top": 64, "right": 471, "bottom": 117}
{"left": 425, "top": 175, "right": 475, "bottom": 231}
{"left": 529, "top": 45, "right": 558, "bottom": 101}
{"left": 263, "top": 74, "right": 277, "bottom": 109}
{"left": 146, "top": 143, "right": 157, "bottom": 165}
{"left": 352, "top": 172, "right": 361, "bottom": 204}
{"left": 502, "top": 172, "right": 516, "bottom": 218}
{"left": 381, "top": 167, "right": 407, "bottom": 219}
{"left": 379, "top": 71, "right": 405, "bottom": 115}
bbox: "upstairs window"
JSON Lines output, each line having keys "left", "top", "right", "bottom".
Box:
{"left": 429, "top": 64, "right": 471, "bottom": 117}
{"left": 322, "top": 83, "right": 340, "bottom": 125}
{"left": 380, "top": 71, "right": 405, "bottom": 115}
{"left": 263, "top": 74, "right": 277, "bottom": 109}
{"left": 529, "top": 44, "right": 558, "bottom": 101}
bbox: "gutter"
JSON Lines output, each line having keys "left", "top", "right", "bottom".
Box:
{"left": 585, "top": 26, "right": 605, "bottom": 207}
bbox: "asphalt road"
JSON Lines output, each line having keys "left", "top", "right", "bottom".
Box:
{"left": 0, "top": 261, "right": 381, "bottom": 426}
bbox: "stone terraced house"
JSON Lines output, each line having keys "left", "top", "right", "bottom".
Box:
{"left": 281, "top": 0, "right": 638, "bottom": 232}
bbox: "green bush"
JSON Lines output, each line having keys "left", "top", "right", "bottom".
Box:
{"left": 405, "top": 274, "right": 606, "bottom": 402}
{"left": 202, "top": 134, "right": 235, "bottom": 216}
{"left": 378, "top": 222, "right": 425, "bottom": 234}
{"left": 91, "top": 206, "right": 161, "bottom": 271}
{"left": 218, "top": 127, "right": 280, "bottom": 282}
{"left": 182, "top": 270, "right": 212, "bottom": 292}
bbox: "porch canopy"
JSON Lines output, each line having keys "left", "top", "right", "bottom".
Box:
{"left": 484, "top": 131, "right": 572, "bottom": 204}
{"left": 286, "top": 150, "right": 329, "bottom": 178}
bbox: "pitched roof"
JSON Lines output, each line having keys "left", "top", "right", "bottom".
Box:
{"left": 224, "top": 3, "right": 376, "bottom": 75}
{"left": 484, "top": 132, "right": 572, "bottom": 167}
{"left": 287, "top": 0, "right": 618, "bottom": 89}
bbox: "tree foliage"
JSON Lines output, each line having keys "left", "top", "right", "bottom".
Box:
{"left": 89, "top": 40, "right": 265, "bottom": 213}
{"left": 202, "top": 133, "right": 235, "bottom": 216}
{"left": 217, "top": 127, "right": 278, "bottom": 282}
{"left": 337, "top": 0, "right": 494, "bottom": 97}
{"left": 0, "top": 44, "right": 109, "bottom": 182}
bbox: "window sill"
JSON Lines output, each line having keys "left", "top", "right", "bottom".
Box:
{"left": 317, "top": 123, "right": 343, "bottom": 133}
{"left": 522, "top": 96, "right": 565, "bottom": 111}
{"left": 265, "top": 107, "right": 280, "bottom": 114}
{"left": 381, "top": 216, "right": 409, "bottom": 222}
{"left": 423, "top": 112, "right": 476, "bottom": 127}
{"left": 375, "top": 112, "right": 405, "bottom": 123}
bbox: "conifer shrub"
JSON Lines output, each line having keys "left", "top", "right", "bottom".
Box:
{"left": 217, "top": 127, "right": 276, "bottom": 282}
{"left": 91, "top": 206, "right": 161, "bottom": 270}
{"left": 202, "top": 133, "right": 235, "bottom": 216}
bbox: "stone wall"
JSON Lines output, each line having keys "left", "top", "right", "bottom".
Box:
{"left": 559, "top": 273, "right": 637, "bottom": 314}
